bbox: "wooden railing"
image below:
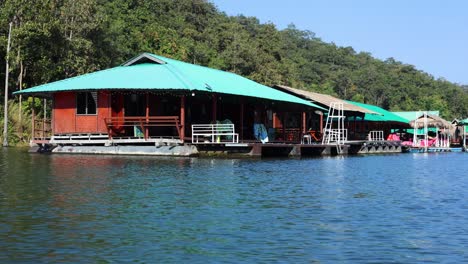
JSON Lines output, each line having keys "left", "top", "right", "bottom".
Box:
{"left": 104, "top": 116, "right": 182, "bottom": 140}
{"left": 32, "top": 119, "right": 52, "bottom": 140}
{"left": 274, "top": 128, "right": 302, "bottom": 143}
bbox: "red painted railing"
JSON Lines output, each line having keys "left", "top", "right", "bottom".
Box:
{"left": 104, "top": 116, "right": 182, "bottom": 140}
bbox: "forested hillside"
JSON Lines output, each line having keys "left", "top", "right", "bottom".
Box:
{"left": 1, "top": 0, "right": 467, "bottom": 123}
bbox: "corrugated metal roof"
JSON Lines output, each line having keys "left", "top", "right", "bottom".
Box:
{"left": 346, "top": 101, "right": 410, "bottom": 124}
{"left": 273, "top": 85, "right": 377, "bottom": 114}
{"left": 15, "top": 53, "right": 325, "bottom": 110}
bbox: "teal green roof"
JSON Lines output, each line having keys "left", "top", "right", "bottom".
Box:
{"left": 457, "top": 118, "right": 468, "bottom": 125}
{"left": 457, "top": 119, "right": 468, "bottom": 132}
{"left": 393, "top": 111, "right": 439, "bottom": 121}
{"left": 392, "top": 128, "right": 438, "bottom": 134}
{"left": 346, "top": 101, "right": 410, "bottom": 124}
{"left": 15, "top": 53, "right": 324, "bottom": 110}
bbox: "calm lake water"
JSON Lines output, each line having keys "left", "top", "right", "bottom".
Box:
{"left": 1, "top": 148, "right": 468, "bottom": 263}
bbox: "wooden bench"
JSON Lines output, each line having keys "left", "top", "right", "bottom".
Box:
{"left": 104, "top": 116, "right": 182, "bottom": 140}
{"left": 192, "top": 124, "right": 239, "bottom": 144}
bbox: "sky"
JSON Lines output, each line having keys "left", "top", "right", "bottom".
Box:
{"left": 210, "top": 0, "right": 468, "bottom": 85}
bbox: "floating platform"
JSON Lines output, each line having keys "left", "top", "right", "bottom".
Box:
{"left": 347, "top": 140, "right": 402, "bottom": 154}
{"left": 248, "top": 143, "right": 348, "bottom": 157}
{"left": 32, "top": 140, "right": 406, "bottom": 157}
{"left": 44, "top": 144, "right": 198, "bottom": 156}
{"left": 404, "top": 147, "right": 463, "bottom": 153}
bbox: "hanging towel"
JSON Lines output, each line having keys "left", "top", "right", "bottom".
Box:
{"left": 254, "top": 123, "right": 269, "bottom": 143}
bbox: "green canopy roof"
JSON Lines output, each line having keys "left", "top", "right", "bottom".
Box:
{"left": 457, "top": 118, "right": 468, "bottom": 125}
{"left": 393, "top": 111, "right": 440, "bottom": 121}
{"left": 15, "top": 53, "right": 324, "bottom": 110}
{"left": 346, "top": 101, "right": 410, "bottom": 124}
{"left": 456, "top": 119, "right": 468, "bottom": 132}
{"left": 392, "top": 128, "right": 438, "bottom": 134}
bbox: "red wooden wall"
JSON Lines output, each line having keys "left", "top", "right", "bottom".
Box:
{"left": 97, "top": 91, "right": 111, "bottom": 132}
{"left": 53, "top": 91, "right": 110, "bottom": 134}
{"left": 53, "top": 92, "right": 75, "bottom": 133}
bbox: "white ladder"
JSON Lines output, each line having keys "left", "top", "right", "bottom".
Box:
{"left": 322, "top": 102, "right": 347, "bottom": 145}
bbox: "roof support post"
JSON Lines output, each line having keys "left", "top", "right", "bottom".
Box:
{"left": 273, "top": 112, "right": 279, "bottom": 128}
{"left": 302, "top": 111, "right": 307, "bottom": 134}
{"left": 319, "top": 112, "right": 323, "bottom": 134}
{"left": 212, "top": 94, "right": 217, "bottom": 123}
{"left": 43, "top": 98, "right": 47, "bottom": 139}
{"left": 240, "top": 101, "right": 244, "bottom": 142}
{"left": 282, "top": 113, "right": 286, "bottom": 143}
{"left": 31, "top": 97, "right": 35, "bottom": 141}
{"left": 51, "top": 95, "right": 54, "bottom": 136}
{"left": 180, "top": 95, "right": 185, "bottom": 143}
{"left": 353, "top": 115, "right": 357, "bottom": 138}
{"left": 464, "top": 125, "right": 466, "bottom": 149}
{"left": 145, "top": 93, "right": 149, "bottom": 140}
{"left": 462, "top": 124, "right": 466, "bottom": 151}
{"left": 43, "top": 98, "right": 47, "bottom": 120}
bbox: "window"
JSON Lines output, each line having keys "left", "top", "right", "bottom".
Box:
{"left": 77, "top": 92, "right": 97, "bottom": 115}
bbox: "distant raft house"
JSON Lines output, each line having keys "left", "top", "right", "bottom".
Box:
{"left": 272, "top": 85, "right": 410, "bottom": 141}
{"left": 16, "top": 53, "right": 422, "bottom": 156}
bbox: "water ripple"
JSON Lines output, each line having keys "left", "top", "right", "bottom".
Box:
{"left": 1, "top": 149, "right": 468, "bottom": 263}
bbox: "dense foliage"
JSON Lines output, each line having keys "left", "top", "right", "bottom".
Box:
{"left": 1, "top": 0, "right": 467, "bottom": 144}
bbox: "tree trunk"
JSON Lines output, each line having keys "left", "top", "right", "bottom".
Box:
{"left": 3, "top": 22, "right": 12, "bottom": 147}
{"left": 18, "top": 60, "right": 23, "bottom": 139}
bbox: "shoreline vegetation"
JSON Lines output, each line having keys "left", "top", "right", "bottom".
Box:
{"left": 0, "top": 99, "right": 39, "bottom": 146}
{"left": 1, "top": 0, "right": 467, "bottom": 146}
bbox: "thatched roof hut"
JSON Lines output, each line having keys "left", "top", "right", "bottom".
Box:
{"left": 409, "top": 113, "right": 453, "bottom": 129}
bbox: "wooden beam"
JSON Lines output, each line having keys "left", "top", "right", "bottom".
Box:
{"left": 319, "top": 113, "right": 323, "bottom": 133}
{"left": 302, "top": 111, "right": 307, "bottom": 134}
{"left": 180, "top": 95, "right": 186, "bottom": 142}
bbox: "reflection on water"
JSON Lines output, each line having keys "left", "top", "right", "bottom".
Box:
{"left": 1, "top": 149, "right": 468, "bottom": 262}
